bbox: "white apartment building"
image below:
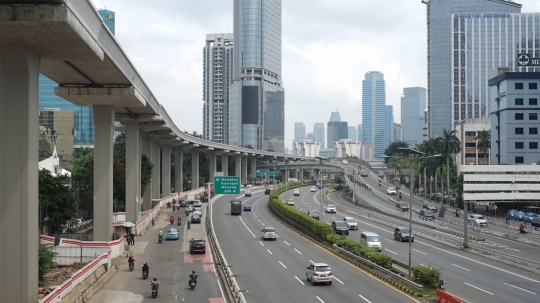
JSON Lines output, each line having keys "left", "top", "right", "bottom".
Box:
{"left": 362, "top": 144, "right": 374, "bottom": 161}
{"left": 455, "top": 118, "right": 491, "bottom": 168}
{"left": 295, "top": 140, "right": 320, "bottom": 157}
{"left": 334, "top": 139, "right": 360, "bottom": 159}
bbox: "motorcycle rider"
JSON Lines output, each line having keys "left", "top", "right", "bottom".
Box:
{"left": 177, "top": 216, "right": 182, "bottom": 225}
{"left": 128, "top": 254, "right": 135, "bottom": 267}
{"left": 142, "top": 262, "right": 150, "bottom": 275}
{"left": 519, "top": 223, "right": 526, "bottom": 234}
{"left": 169, "top": 215, "right": 174, "bottom": 224}
{"left": 158, "top": 230, "right": 163, "bottom": 241}
{"left": 185, "top": 207, "right": 190, "bottom": 216}
{"left": 187, "top": 219, "right": 191, "bottom": 229}
{"left": 189, "top": 270, "right": 198, "bottom": 285}
{"left": 378, "top": 180, "right": 381, "bottom": 186}
{"left": 150, "top": 277, "right": 160, "bottom": 291}
{"left": 455, "top": 208, "right": 460, "bottom": 218}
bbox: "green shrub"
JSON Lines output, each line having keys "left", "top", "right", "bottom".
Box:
{"left": 39, "top": 244, "right": 58, "bottom": 285}
{"left": 328, "top": 189, "right": 336, "bottom": 193}
{"left": 413, "top": 264, "right": 442, "bottom": 288}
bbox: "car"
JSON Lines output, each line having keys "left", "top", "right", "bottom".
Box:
{"left": 293, "top": 189, "right": 300, "bottom": 196}
{"left": 186, "top": 205, "right": 194, "bottom": 212}
{"left": 189, "top": 238, "right": 206, "bottom": 254}
{"left": 178, "top": 200, "right": 186, "bottom": 207}
{"left": 261, "top": 227, "right": 277, "bottom": 240}
{"left": 264, "top": 188, "right": 271, "bottom": 195}
{"left": 287, "top": 199, "right": 295, "bottom": 206}
{"left": 245, "top": 189, "right": 252, "bottom": 197}
{"left": 307, "top": 210, "right": 320, "bottom": 220}
{"left": 507, "top": 209, "right": 518, "bottom": 219}
{"left": 342, "top": 160, "right": 348, "bottom": 164}
{"left": 419, "top": 209, "right": 435, "bottom": 219}
{"left": 524, "top": 212, "right": 536, "bottom": 222}
{"left": 190, "top": 214, "right": 202, "bottom": 224}
{"left": 325, "top": 204, "right": 336, "bottom": 213}
{"left": 331, "top": 221, "right": 349, "bottom": 235}
{"left": 243, "top": 204, "right": 252, "bottom": 211}
{"left": 360, "top": 170, "right": 368, "bottom": 177}
{"left": 310, "top": 187, "right": 316, "bottom": 192}
{"left": 193, "top": 206, "right": 202, "bottom": 213}
{"left": 360, "top": 232, "right": 381, "bottom": 251}
{"left": 386, "top": 187, "right": 397, "bottom": 195}
{"left": 246, "top": 184, "right": 252, "bottom": 188}
{"left": 306, "top": 262, "right": 333, "bottom": 285}
{"left": 316, "top": 184, "right": 322, "bottom": 189}
{"left": 193, "top": 210, "right": 202, "bottom": 217}
{"left": 396, "top": 202, "right": 409, "bottom": 212}
{"left": 516, "top": 211, "right": 525, "bottom": 221}
{"left": 166, "top": 228, "right": 179, "bottom": 240}
{"left": 532, "top": 216, "right": 540, "bottom": 229}
{"left": 193, "top": 200, "right": 202, "bottom": 207}
{"left": 468, "top": 214, "right": 487, "bottom": 227}
{"left": 423, "top": 202, "right": 438, "bottom": 212}
{"left": 394, "top": 226, "right": 414, "bottom": 242}
{"left": 343, "top": 217, "right": 358, "bottom": 230}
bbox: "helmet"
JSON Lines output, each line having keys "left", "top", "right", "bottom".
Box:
{"left": 153, "top": 278, "right": 157, "bottom": 281}
{"left": 143, "top": 262, "right": 147, "bottom": 265}
{"left": 192, "top": 270, "right": 196, "bottom": 273}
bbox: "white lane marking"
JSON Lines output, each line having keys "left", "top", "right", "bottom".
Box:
{"left": 267, "top": 249, "right": 273, "bottom": 255}
{"left": 258, "top": 219, "right": 261, "bottom": 222}
{"left": 451, "top": 264, "right": 470, "bottom": 271}
{"left": 294, "top": 248, "right": 302, "bottom": 254}
{"left": 359, "top": 295, "right": 372, "bottom": 303}
{"left": 284, "top": 241, "right": 290, "bottom": 246}
{"left": 262, "top": 222, "right": 265, "bottom": 225}
{"left": 316, "top": 296, "right": 325, "bottom": 303}
{"left": 309, "top": 259, "right": 314, "bottom": 263}
{"left": 295, "top": 276, "right": 305, "bottom": 285}
{"left": 239, "top": 216, "right": 256, "bottom": 237}
{"left": 413, "top": 249, "right": 426, "bottom": 255}
{"left": 279, "top": 261, "right": 287, "bottom": 268}
{"left": 385, "top": 249, "right": 398, "bottom": 255}
{"left": 383, "top": 238, "right": 393, "bottom": 242}
{"left": 259, "top": 241, "right": 264, "bottom": 246}
{"left": 464, "top": 282, "right": 494, "bottom": 295}
{"left": 504, "top": 283, "right": 536, "bottom": 294}
{"left": 333, "top": 276, "right": 344, "bottom": 284}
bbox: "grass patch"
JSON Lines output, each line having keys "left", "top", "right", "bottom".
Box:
{"left": 396, "top": 281, "right": 437, "bottom": 297}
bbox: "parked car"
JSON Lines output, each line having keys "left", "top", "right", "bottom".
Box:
{"left": 507, "top": 209, "right": 518, "bottom": 219}
{"left": 264, "top": 188, "right": 271, "bottom": 195}
{"left": 361, "top": 170, "right": 368, "bottom": 177}
{"left": 261, "top": 227, "right": 277, "bottom": 240}
{"left": 287, "top": 199, "right": 295, "bottom": 206}
{"left": 523, "top": 212, "right": 536, "bottom": 222}
{"left": 468, "top": 214, "right": 487, "bottom": 227}
{"left": 360, "top": 232, "right": 381, "bottom": 251}
{"left": 310, "top": 187, "right": 316, "bottom": 192}
{"left": 293, "top": 189, "right": 300, "bottom": 196}
{"left": 394, "top": 226, "right": 414, "bottom": 242}
{"left": 396, "top": 202, "right": 409, "bottom": 212}
{"left": 331, "top": 221, "right": 349, "bottom": 235}
{"left": 516, "top": 211, "right": 525, "bottom": 221}
{"left": 325, "top": 204, "right": 336, "bottom": 213}
{"left": 306, "top": 262, "right": 333, "bottom": 285}
{"left": 419, "top": 209, "right": 435, "bottom": 219}
{"left": 166, "top": 228, "right": 179, "bottom": 240}
{"left": 532, "top": 216, "right": 540, "bottom": 229}
{"left": 307, "top": 210, "right": 320, "bottom": 220}
{"left": 343, "top": 217, "right": 358, "bottom": 230}
{"left": 189, "top": 238, "right": 206, "bottom": 254}
{"left": 386, "top": 187, "right": 397, "bottom": 195}
{"left": 190, "top": 214, "right": 202, "bottom": 224}
{"left": 243, "top": 204, "right": 252, "bottom": 211}
{"left": 423, "top": 202, "right": 438, "bottom": 212}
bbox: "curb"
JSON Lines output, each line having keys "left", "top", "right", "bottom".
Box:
{"left": 435, "top": 228, "right": 485, "bottom": 241}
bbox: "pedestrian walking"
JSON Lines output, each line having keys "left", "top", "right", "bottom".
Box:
{"left": 130, "top": 232, "right": 135, "bottom": 245}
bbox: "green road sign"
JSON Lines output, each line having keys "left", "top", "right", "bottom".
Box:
{"left": 214, "top": 176, "right": 241, "bottom": 195}
{"left": 517, "top": 54, "right": 540, "bottom": 67}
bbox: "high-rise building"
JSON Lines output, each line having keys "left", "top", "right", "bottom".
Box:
{"left": 393, "top": 123, "right": 403, "bottom": 142}
{"left": 401, "top": 87, "right": 426, "bottom": 146}
{"left": 38, "top": 8, "right": 116, "bottom": 145}
{"left": 314, "top": 122, "right": 325, "bottom": 147}
{"left": 362, "top": 71, "right": 386, "bottom": 159}
{"left": 203, "top": 34, "right": 234, "bottom": 143}
{"left": 385, "top": 105, "right": 394, "bottom": 148}
{"left": 229, "top": 0, "right": 285, "bottom": 152}
{"left": 294, "top": 122, "right": 306, "bottom": 142}
{"left": 327, "top": 110, "right": 348, "bottom": 148}
{"left": 348, "top": 126, "right": 357, "bottom": 141}
{"left": 357, "top": 124, "right": 362, "bottom": 143}
{"left": 334, "top": 139, "right": 361, "bottom": 159}
{"left": 295, "top": 140, "right": 320, "bottom": 157}
{"left": 39, "top": 109, "right": 75, "bottom": 170}
{"left": 306, "top": 132, "right": 314, "bottom": 141}
{"left": 422, "top": 0, "right": 522, "bottom": 138}
{"left": 329, "top": 110, "right": 342, "bottom": 122}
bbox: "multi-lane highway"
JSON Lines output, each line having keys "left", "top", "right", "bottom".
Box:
{"left": 211, "top": 189, "right": 421, "bottom": 303}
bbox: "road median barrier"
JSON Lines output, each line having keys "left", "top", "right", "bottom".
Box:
{"left": 435, "top": 228, "right": 485, "bottom": 241}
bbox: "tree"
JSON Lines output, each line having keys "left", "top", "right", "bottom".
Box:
{"left": 437, "top": 129, "right": 460, "bottom": 198}
{"left": 383, "top": 141, "right": 410, "bottom": 165}
{"left": 39, "top": 169, "right": 76, "bottom": 234}
{"left": 72, "top": 151, "right": 94, "bottom": 216}
{"left": 475, "top": 129, "right": 491, "bottom": 165}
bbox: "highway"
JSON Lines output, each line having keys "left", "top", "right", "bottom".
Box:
{"left": 87, "top": 206, "right": 225, "bottom": 303}
{"left": 210, "top": 189, "right": 420, "bottom": 303}
{"left": 288, "top": 185, "right": 540, "bottom": 303}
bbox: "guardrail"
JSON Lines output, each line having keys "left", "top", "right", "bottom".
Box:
{"left": 206, "top": 196, "right": 246, "bottom": 303}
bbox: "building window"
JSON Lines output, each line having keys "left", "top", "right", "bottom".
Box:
{"left": 530, "top": 128, "right": 538, "bottom": 135}
{"left": 515, "top": 83, "right": 524, "bottom": 89}
{"left": 515, "top": 156, "right": 524, "bottom": 164}
{"left": 465, "top": 142, "right": 476, "bottom": 147}
{"left": 465, "top": 131, "right": 476, "bottom": 137}
{"left": 515, "top": 113, "right": 524, "bottom": 120}
{"left": 530, "top": 83, "right": 538, "bottom": 89}
{"left": 530, "top": 98, "right": 538, "bottom": 105}
{"left": 515, "top": 142, "right": 524, "bottom": 149}
{"left": 515, "top": 98, "right": 524, "bottom": 105}
{"left": 530, "top": 142, "right": 538, "bottom": 149}
{"left": 530, "top": 113, "right": 538, "bottom": 120}
{"left": 515, "top": 127, "right": 524, "bottom": 134}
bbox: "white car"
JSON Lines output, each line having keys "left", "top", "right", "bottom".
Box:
{"left": 468, "top": 214, "right": 487, "bottom": 227}
{"left": 386, "top": 188, "right": 397, "bottom": 195}
{"left": 325, "top": 204, "right": 336, "bottom": 213}
{"left": 261, "top": 227, "right": 277, "bottom": 240}
{"left": 342, "top": 160, "right": 348, "bottom": 164}
{"left": 193, "top": 210, "right": 202, "bottom": 217}
{"left": 193, "top": 206, "right": 202, "bottom": 213}
{"left": 344, "top": 217, "right": 358, "bottom": 230}
{"left": 193, "top": 200, "right": 202, "bottom": 207}
{"left": 310, "top": 187, "right": 316, "bottom": 192}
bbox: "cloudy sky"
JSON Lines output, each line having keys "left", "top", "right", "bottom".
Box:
{"left": 90, "top": 0, "right": 540, "bottom": 150}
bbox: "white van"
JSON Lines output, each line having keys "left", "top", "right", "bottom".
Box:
{"left": 360, "top": 232, "right": 382, "bottom": 252}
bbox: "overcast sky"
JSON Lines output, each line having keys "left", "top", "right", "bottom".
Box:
{"left": 91, "top": 0, "right": 540, "bottom": 149}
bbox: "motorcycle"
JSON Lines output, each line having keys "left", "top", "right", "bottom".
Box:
{"left": 151, "top": 286, "right": 158, "bottom": 298}
{"left": 519, "top": 228, "right": 527, "bottom": 234}
{"left": 142, "top": 270, "right": 149, "bottom": 280}
{"left": 187, "top": 221, "right": 191, "bottom": 230}
{"left": 378, "top": 181, "right": 381, "bottom": 186}
{"left": 167, "top": 202, "right": 171, "bottom": 208}
{"left": 189, "top": 279, "right": 197, "bottom": 290}
{"left": 170, "top": 219, "right": 174, "bottom": 225}
{"left": 177, "top": 218, "right": 181, "bottom": 226}
{"left": 128, "top": 261, "right": 134, "bottom": 271}
{"left": 399, "top": 193, "right": 402, "bottom": 200}
{"left": 158, "top": 236, "right": 163, "bottom": 243}
{"left": 173, "top": 205, "right": 176, "bottom": 211}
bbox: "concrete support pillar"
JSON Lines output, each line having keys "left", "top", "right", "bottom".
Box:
{"left": 310, "top": 168, "right": 314, "bottom": 177}
{"left": 125, "top": 122, "right": 141, "bottom": 221}
{"left": 151, "top": 142, "right": 160, "bottom": 200}
{"left": 93, "top": 105, "right": 115, "bottom": 240}
{"left": 221, "top": 154, "right": 229, "bottom": 176}
{"left": 0, "top": 45, "right": 39, "bottom": 302}
{"left": 242, "top": 156, "right": 248, "bottom": 184}
{"left": 235, "top": 155, "right": 242, "bottom": 177}
{"left": 175, "top": 148, "right": 183, "bottom": 193}
{"left": 162, "top": 145, "right": 171, "bottom": 197}
{"left": 191, "top": 151, "right": 199, "bottom": 189}
{"left": 142, "top": 137, "right": 153, "bottom": 210}
{"left": 299, "top": 169, "right": 304, "bottom": 181}
{"left": 209, "top": 153, "right": 216, "bottom": 183}
{"left": 251, "top": 157, "right": 257, "bottom": 181}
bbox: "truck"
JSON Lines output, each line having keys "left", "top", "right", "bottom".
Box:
{"left": 231, "top": 200, "right": 242, "bottom": 215}
{"left": 245, "top": 189, "right": 252, "bottom": 197}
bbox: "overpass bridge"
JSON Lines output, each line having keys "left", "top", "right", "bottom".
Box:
{"left": 0, "top": 1, "right": 315, "bottom": 300}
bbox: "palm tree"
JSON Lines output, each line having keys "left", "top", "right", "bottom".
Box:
{"left": 438, "top": 129, "right": 461, "bottom": 200}
{"left": 475, "top": 129, "right": 491, "bottom": 165}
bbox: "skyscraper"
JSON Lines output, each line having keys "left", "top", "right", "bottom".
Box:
{"left": 229, "top": 0, "right": 285, "bottom": 152}
{"left": 294, "top": 122, "right": 306, "bottom": 142}
{"left": 401, "top": 87, "right": 426, "bottom": 146}
{"left": 422, "top": 0, "right": 521, "bottom": 138}
{"left": 393, "top": 123, "right": 403, "bottom": 142}
{"left": 385, "top": 105, "right": 394, "bottom": 148}
{"left": 348, "top": 126, "right": 357, "bottom": 141}
{"left": 313, "top": 122, "right": 325, "bottom": 147}
{"left": 357, "top": 124, "right": 362, "bottom": 143}
{"left": 203, "top": 34, "right": 234, "bottom": 144}
{"left": 329, "top": 110, "right": 342, "bottom": 122}
{"left": 327, "top": 110, "right": 348, "bottom": 148}
{"left": 98, "top": 9, "right": 115, "bottom": 35}
{"left": 362, "top": 71, "right": 386, "bottom": 159}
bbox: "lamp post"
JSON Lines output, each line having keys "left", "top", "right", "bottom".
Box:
{"left": 352, "top": 170, "right": 357, "bottom": 205}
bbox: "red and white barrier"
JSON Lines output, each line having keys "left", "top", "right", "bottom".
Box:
{"left": 52, "top": 237, "right": 125, "bottom": 266}
{"left": 40, "top": 235, "right": 55, "bottom": 245}
{"left": 113, "top": 212, "right": 126, "bottom": 223}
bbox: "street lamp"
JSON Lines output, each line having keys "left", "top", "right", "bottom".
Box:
{"left": 352, "top": 170, "right": 357, "bottom": 206}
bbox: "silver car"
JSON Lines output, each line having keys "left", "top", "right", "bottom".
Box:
{"left": 261, "top": 227, "right": 277, "bottom": 241}
{"left": 325, "top": 204, "right": 336, "bottom": 213}
{"left": 344, "top": 217, "right": 358, "bottom": 230}
{"left": 306, "top": 262, "right": 333, "bottom": 285}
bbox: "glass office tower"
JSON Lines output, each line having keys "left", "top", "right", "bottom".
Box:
{"left": 385, "top": 105, "right": 394, "bottom": 148}
{"left": 401, "top": 87, "right": 426, "bottom": 146}
{"left": 229, "top": 0, "right": 285, "bottom": 152}
{"left": 422, "top": 0, "right": 521, "bottom": 138}
{"left": 362, "top": 71, "right": 386, "bottom": 159}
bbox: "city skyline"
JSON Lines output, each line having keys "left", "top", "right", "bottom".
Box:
{"left": 89, "top": 0, "right": 540, "bottom": 149}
